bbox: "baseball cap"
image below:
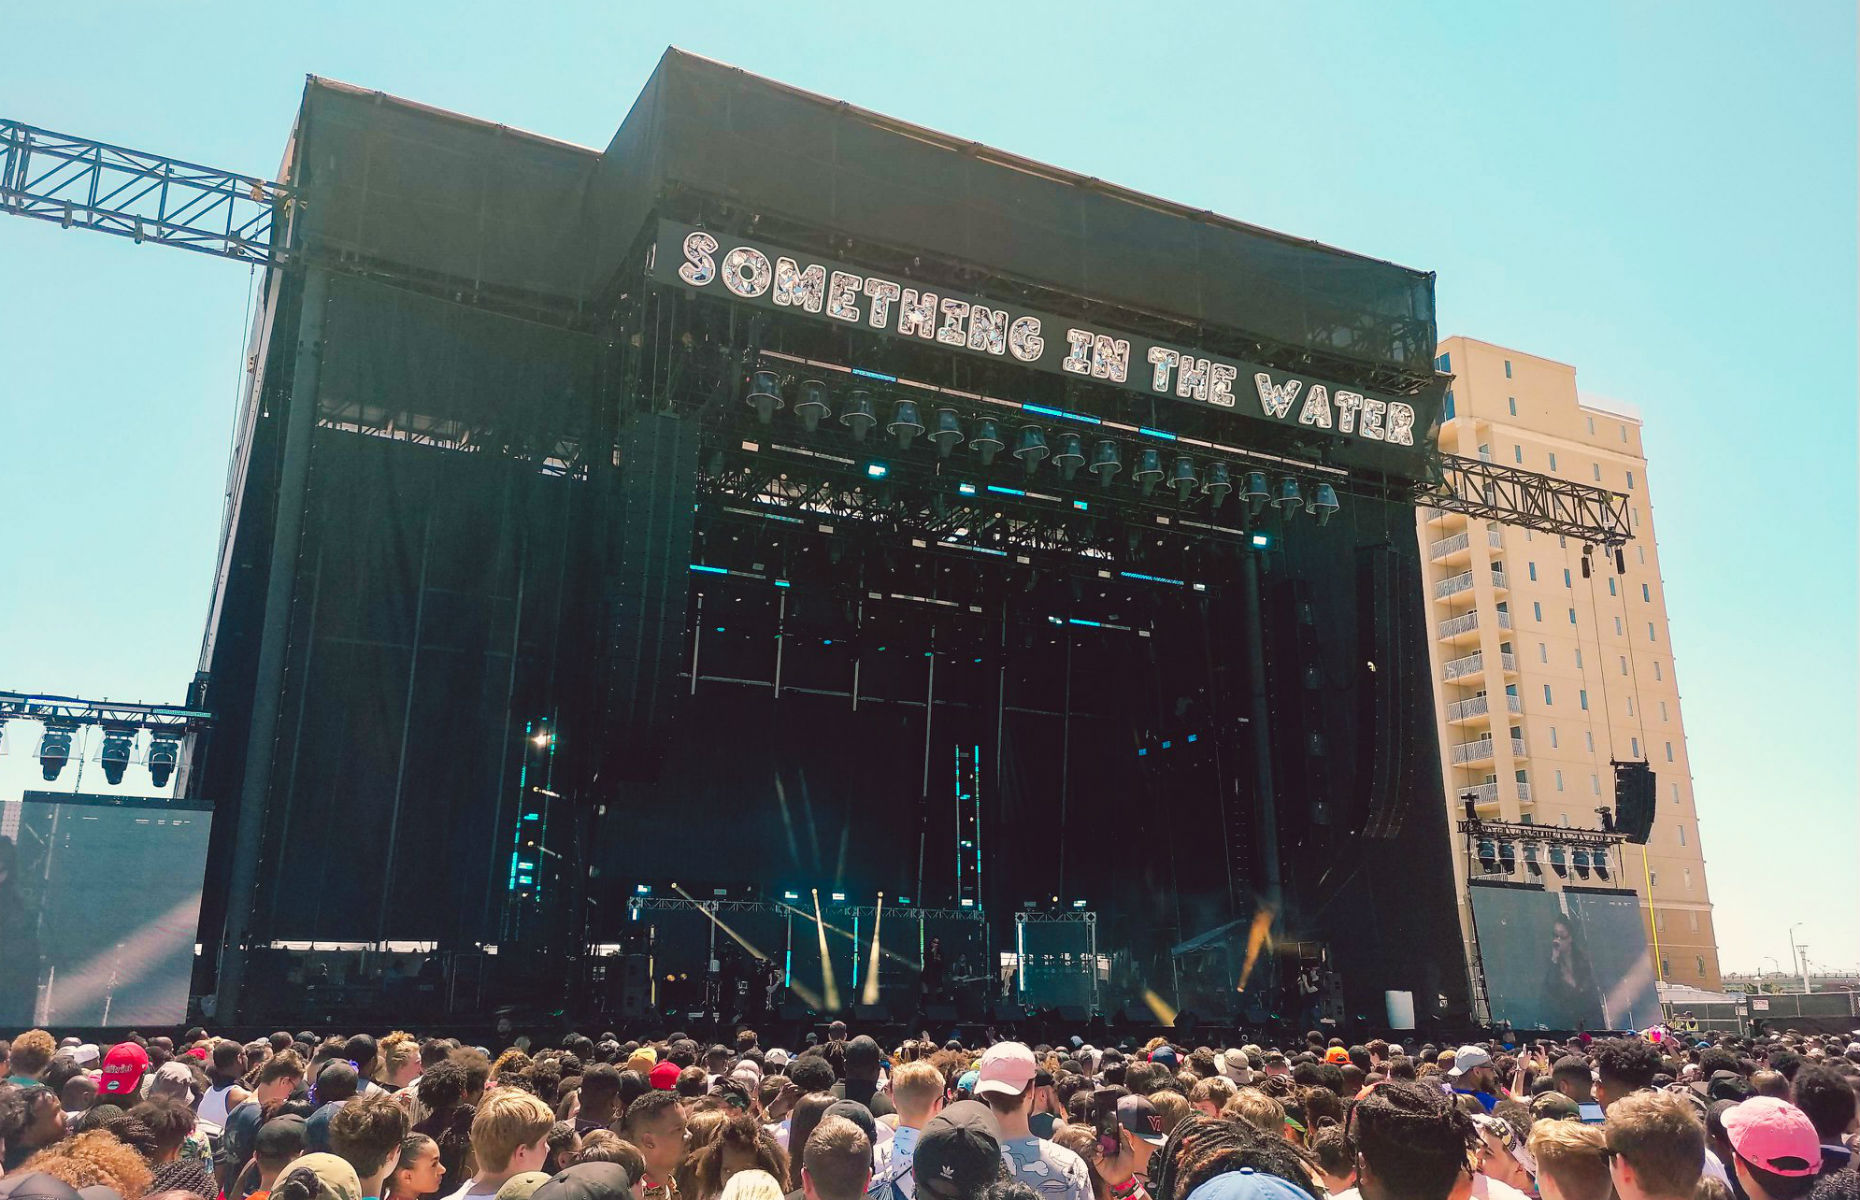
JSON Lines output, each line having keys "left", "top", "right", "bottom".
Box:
{"left": 1325, "top": 1047, "right": 1350, "bottom": 1065}
{"left": 1530, "top": 1092, "right": 1582, "bottom": 1121}
{"left": 649, "top": 1061, "right": 680, "bottom": 1090}
{"left": 1448, "top": 1045, "right": 1492, "bottom": 1078}
{"left": 277, "top": 1152, "right": 364, "bottom": 1200}
{"left": 495, "top": 1173, "right": 553, "bottom": 1200}
{"left": 70, "top": 1044, "right": 100, "bottom": 1067}
{"left": 1116, "top": 1095, "right": 1168, "bottom": 1147}
{"left": 1722, "top": 1098, "right": 1820, "bottom": 1177}
{"left": 914, "top": 1100, "right": 1004, "bottom": 1200}
{"left": 846, "top": 1035, "right": 883, "bottom": 1072}
{"left": 533, "top": 1164, "right": 635, "bottom": 1200}
{"left": 255, "top": 1115, "right": 310, "bottom": 1162}
{"left": 765, "top": 1049, "right": 790, "bottom": 1067}
{"left": 98, "top": 1042, "right": 149, "bottom": 1097}
{"left": 1150, "top": 1046, "right": 1179, "bottom": 1068}
{"left": 974, "top": 1042, "right": 1038, "bottom": 1098}
{"left": 1184, "top": 1168, "right": 1312, "bottom": 1200}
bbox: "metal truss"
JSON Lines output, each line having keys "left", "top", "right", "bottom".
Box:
{"left": 1427, "top": 454, "right": 1632, "bottom": 546}
{"left": 1012, "top": 910, "right": 1098, "bottom": 925}
{"left": 0, "top": 120, "right": 287, "bottom": 264}
{"left": 626, "top": 895, "right": 984, "bottom": 921}
{"left": 0, "top": 690, "right": 212, "bottom": 732}
{"left": 1456, "top": 818, "right": 1625, "bottom": 851}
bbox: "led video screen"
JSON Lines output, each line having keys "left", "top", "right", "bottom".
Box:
{"left": 1, "top": 793, "right": 212, "bottom": 1027}
{"left": 1469, "top": 882, "right": 1661, "bottom": 1032}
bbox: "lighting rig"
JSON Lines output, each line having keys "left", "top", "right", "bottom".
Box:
{"left": 0, "top": 690, "right": 212, "bottom": 790}
{"left": 1456, "top": 803, "right": 1626, "bottom": 886}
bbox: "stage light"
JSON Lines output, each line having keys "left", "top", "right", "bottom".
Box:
{"left": 1594, "top": 857, "right": 1610, "bottom": 881}
{"left": 959, "top": 897, "right": 974, "bottom": 907}
{"left": 1250, "top": 532, "right": 1271, "bottom": 549}
{"left": 929, "top": 408, "right": 964, "bottom": 456}
{"left": 1014, "top": 426, "right": 1049, "bottom": 474}
{"left": 794, "top": 379, "right": 831, "bottom": 431}
{"left": 1171, "top": 455, "right": 1198, "bottom": 501}
{"left": 1089, "top": 439, "right": 1122, "bottom": 487}
{"left": 1572, "top": 849, "right": 1591, "bottom": 879}
{"left": 970, "top": 419, "right": 1004, "bottom": 466}
{"left": 99, "top": 726, "right": 135, "bottom": 786}
{"left": 1072, "top": 899, "right": 1088, "bottom": 909}
{"left": 866, "top": 463, "right": 888, "bottom": 478}
{"left": 147, "top": 733, "right": 180, "bottom": 788}
{"left": 887, "top": 399, "right": 923, "bottom": 450}
{"left": 1203, "top": 461, "right": 1232, "bottom": 508}
{"left": 1525, "top": 842, "right": 1543, "bottom": 877}
{"left": 1550, "top": 845, "right": 1568, "bottom": 878}
{"left": 841, "top": 389, "right": 877, "bottom": 441}
{"left": 1273, "top": 476, "right": 1303, "bottom": 516}
{"left": 747, "top": 370, "right": 783, "bottom": 424}
{"left": 1311, "top": 483, "right": 1339, "bottom": 526}
{"left": 1133, "top": 448, "right": 1164, "bottom": 495}
{"left": 1498, "top": 840, "right": 1517, "bottom": 875}
{"left": 783, "top": 889, "right": 800, "bottom": 900}
{"left": 1053, "top": 433, "right": 1085, "bottom": 481}
{"left": 1242, "top": 471, "right": 1271, "bottom": 516}
{"left": 1477, "top": 839, "right": 1499, "bottom": 874}
{"left": 830, "top": 890, "right": 847, "bottom": 902}
{"left": 532, "top": 728, "right": 552, "bottom": 747}
{"left": 37, "top": 722, "right": 76, "bottom": 781}
{"left": 636, "top": 884, "right": 653, "bottom": 895}
{"left": 1462, "top": 792, "right": 1479, "bottom": 822}
{"left": 1615, "top": 547, "right": 1627, "bottom": 574}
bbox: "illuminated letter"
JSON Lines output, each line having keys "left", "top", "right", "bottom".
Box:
{"left": 1063, "top": 329, "right": 1095, "bottom": 375}
{"left": 1008, "top": 316, "right": 1044, "bottom": 362}
{"left": 864, "top": 278, "right": 901, "bottom": 328}
{"left": 773, "top": 258, "right": 826, "bottom": 312}
{"left": 1297, "top": 384, "right": 1333, "bottom": 428}
{"left": 1208, "top": 362, "right": 1237, "bottom": 408}
{"left": 1091, "top": 335, "right": 1130, "bottom": 383}
{"left": 827, "top": 271, "right": 862, "bottom": 322}
{"left": 969, "top": 306, "right": 1007, "bottom": 355}
{"left": 679, "top": 231, "right": 718, "bottom": 286}
{"left": 898, "top": 289, "right": 938, "bottom": 339}
{"left": 1360, "top": 396, "right": 1387, "bottom": 440}
{"left": 1178, "top": 357, "right": 1211, "bottom": 402}
{"left": 1147, "top": 347, "right": 1179, "bottom": 392}
{"left": 1254, "top": 373, "right": 1302, "bottom": 419}
{"left": 1386, "top": 402, "right": 1416, "bottom": 446}
{"left": 1333, "top": 390, "right": 1363, "bottom": 433}
{"left": 937, "top": 298, "right": 971, "bottom": 346}
{"left": 721, "top": 246, "right": 772, "bottom": 298}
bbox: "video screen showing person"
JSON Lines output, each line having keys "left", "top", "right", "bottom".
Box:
{"left": 1469, "top": 882, "right": 1661, "bottom": 1032}
{"left": 0, "top": 792, "right": 212, "bottom": 1027}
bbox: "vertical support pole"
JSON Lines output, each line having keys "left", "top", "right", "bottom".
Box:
{"left": 1239, "top": 548, "right": 1283, "bottom": 919}
{"left": 1641, "top": 845, "right": 1664, "bottom": 983}
{"left": 215, "top": 266, "right": 328, "bottom": 1021}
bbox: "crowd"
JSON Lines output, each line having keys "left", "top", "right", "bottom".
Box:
{"left": 1, "top": 1021, "right": 1855, "bottom": 1200}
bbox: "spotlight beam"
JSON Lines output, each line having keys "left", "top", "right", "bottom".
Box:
{"left": 862, "top": 893, "right": 884, "bottom": 1006}
{"left": 811, "top": 889, "right": 840, "bottom": 1011}
{"left": 671, "top": 883, "right": 771, "bottom": 962}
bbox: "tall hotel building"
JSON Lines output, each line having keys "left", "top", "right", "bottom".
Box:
{"left": 1417, "top": 337, "right": 1721, "bottom": 993}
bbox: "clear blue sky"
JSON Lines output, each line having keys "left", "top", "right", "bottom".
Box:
{"left": 2, "top": 1, "right": 1853, "bottom": 974}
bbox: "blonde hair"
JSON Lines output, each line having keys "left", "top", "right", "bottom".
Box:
{"left": 719, "top": 1170, "right": 786, "bottom": 1200}
{"left": 1528, "top": 1119, "right": 1611, "bottom": 1200}
{"left": 890, "top": 1061, "right": 945, "bottom": 1117}
{"left": 470, "top": 1090, "right": 556, "bottom": 1172}
{"left": 1222, "top": 1088, "right": 1287, "bottom": 1137}
{"left": 377, "top": 1032, "right": 419, "bottom": 1083}
{"left": 21, "top": 1131, "right": 155, "bottom": 1198}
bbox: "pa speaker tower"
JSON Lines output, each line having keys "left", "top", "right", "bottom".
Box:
{"left": 1612, "top": 760, "right": 1656, "bottom": 843}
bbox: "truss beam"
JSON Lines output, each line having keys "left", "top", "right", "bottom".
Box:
{"left": 1428, "top": 453, "right": 1632, "bottom": 546}
{"left": 0, "top": 691, "right": 213, "bottom": 733}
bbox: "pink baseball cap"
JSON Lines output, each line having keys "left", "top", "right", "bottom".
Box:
{"left": 974, "top": 1042, "right": 1037, "bottom": 1098}
{"left": 1722, "top": 1097, "right": 1821, "bottom": 1177}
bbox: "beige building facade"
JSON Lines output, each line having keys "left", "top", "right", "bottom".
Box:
{"left": 1417, "top": 336, "right": 1721, "bottom": 1001}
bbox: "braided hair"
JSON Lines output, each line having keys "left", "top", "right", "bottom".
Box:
{"left": 1151, "top": 1116, "right": 1323, "bottom": 1200}
{"left": 1348, "top": 1082, "right": 1475, "bottom": 1200}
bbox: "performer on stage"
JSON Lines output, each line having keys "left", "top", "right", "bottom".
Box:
{"left": 921, "top": 937, "right": 947, "bottom": 999}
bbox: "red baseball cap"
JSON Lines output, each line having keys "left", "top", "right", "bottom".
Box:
{"left": 1723, "top": 1098, "right": 1820, "bottom": 1177}
{"left": 649, "top": 1061, "right": 680, "bottom": 1091}
{"left": 99, "top": 1042, "right": 149, "bottom": 1096}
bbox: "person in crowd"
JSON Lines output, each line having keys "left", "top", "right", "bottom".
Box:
{"left": 1527, "top": 1120, "right": 1610, "bottom": 1200}
{"left": 1595, "top": 1041, "right": 1666, "bottom": 1110}
{"left": 204, "top": 1040, "right": 256, "bottom": 1128}
{"left": 721, "top": 1169, "right": 786, "bottom": 1200}
{"left": 549, "top": 1126, "right": 584, "bottom": 1175}
{"left": 783, "top": 1097, "right": 839, "bottom": 1192}
{"left": 1721, "top": 1099, "right": 1823, "bottom": 1200}
{"left": 378, "top": 1037, "right": 423, "bottom": 1096}
{"left": 386, "top": 1133, "right": 445, "bottom": 1200}
{"left": 871, "top": 1061, "right": 946, "bottom": 1200}
{"left": 1350, "top": 1080, "right": 1478, "bottom": 1200}
{"left": 800, "top": 1117, "right": 870, "bottom": 1200}
{"left": 909, "top": 1101, "right": 1005, "bottom": 1200}
{"left": 413, "top": 1062, "right": 476, "bottom": 1191}
{"left": 274, "top": 1152, "right": 367, "bottom": 1200}
{"left": 1471, "top": 1115, "right": 1535, "bottom": 1197}
{"left": 534, "top": 1163, "right": 638, "bottom": 1200}
{"left": 128, "top": 1095, "right": 216, "bottom": 1197}
{"left": 577, "top": 1068, "right": 623, "bottom": 1138}
{"left": 1606, "top": 1091, "right": 1706, "bottom": 1200}
{"left": 836, "top": 1041, "right": 893, "bottom": 1119}
{"left": 10, "top": 1129, "right": 152, "bottom": 1199}
{"left": 620, "top": 1090, "right": 691, "bottom": 1200}
{"left": 443, "top": 1089, "right": 556, "bottom": 1200}
{"left": 1449, "top": 1047, "right": 1507, "bottom": 1115}
{"left": 974, "top": 1044, "right": 1090, "bottom": 1200}
{"left": 332, "top": 1093, "right": 411, "bottom": 1200}
{"left": 4, "top": 1036, "right": 55, "bottom": 1089}
{"left": 1548, "top": 1059, "right": 1596, "bottom": 1108}
{"left": 249, "top": 1116, "right": 312, "bottom": 1200}
{"left": 1306, "top": 1124, "right": 1355, "bottom": 1196}
{"left": 222, "top": 1050, "right": 311, "bottom": 1196}
{"left": 690, "top": 1112, "right": 788, "bottom": 1200}
{"left": 1100, "top": 1095, "right": 1168, "bottom": 1197}
{"left": 1786, "top": 1068, "right": 1855, "bottom": 1179}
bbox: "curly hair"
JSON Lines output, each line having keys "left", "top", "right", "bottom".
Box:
{"left": 1592, "top": 1038, "right": 1664, "bottom": 1092}
{"left": 8, "top": 1030, "right": 58, "bottom": 1079}
{"left": 20, "top": 1129, "right": 155, "bottom": 1197}
{"left": 1152, "top": 1115, "right": 1323, "bottom": 1200}
{"left": 690, "top": 1112, "right": 790, "bottom": 1200}
{"left": 1349, "top": 1081, "right": 1475, "bottom": 1200}
{"left": 417, "top": 1060, "right": 468, "bottom": 1112}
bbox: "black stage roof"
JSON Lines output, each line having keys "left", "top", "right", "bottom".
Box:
{"left": 288, "top": 49, "right": 1437, "bottom": 386}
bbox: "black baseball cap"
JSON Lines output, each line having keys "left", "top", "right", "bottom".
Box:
{"left": 914, "top": 1100, "right": 1005, "bottom": 1200}
{"left": 256, "top": 1114, "right": 309, "bottom": 1161}
{"left": 531, "top": 1163, "right": 634, "bottom": 1200}
{"left": 1116, "top": 1095, "right": 1168, "bottom": 1147}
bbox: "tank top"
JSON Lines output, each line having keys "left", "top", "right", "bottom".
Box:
{"left": 199, "top": 1081, "right": 238, "bottom": 1127}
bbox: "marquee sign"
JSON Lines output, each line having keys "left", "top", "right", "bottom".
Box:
{"left": 650, "top": 219, "right": 1421, "bottom": 451}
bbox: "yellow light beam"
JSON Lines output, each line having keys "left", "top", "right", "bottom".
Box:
{"left": 862, "top": 893, "right": 884, "bottom": 1006}
{"left": 1236, "top": 904, "right": 1278, "bottom": 992}
{"left": 812, "top": 889, "right": 841, "bottom": 1011}
{"left": 671, "top": 883, "right": 771, "bottom": 962}
{"left": 771, "top": 900, "right": 919, "bottom": 969}
{"left": 1142, "top": 988, "right": 1178, "bottom": 1025}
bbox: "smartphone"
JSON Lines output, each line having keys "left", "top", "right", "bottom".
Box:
{"left": 1578, "top": 1102, "right": 1605, "bottom": 1124}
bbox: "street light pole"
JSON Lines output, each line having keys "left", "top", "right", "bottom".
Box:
{"left": 1787, "top": 924, "right": 1806, "bottom": 994}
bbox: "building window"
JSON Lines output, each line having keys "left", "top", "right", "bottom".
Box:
{"left": 1569, "top": 608, "right": 1578, "bottom": 625}
{"left": 1514, "top": 445, "right": 1523, "bottom": 463}
{"left": 1627, "top": 470, "right": 1636, "bottom": 489}
{"left": 1666, "top": 741, "right": 1674, "bottom": 762}
{"left": 1695, "top": 956, "right": 1707, "bottom": 978}
{"left": 1575, "top": 649, "right": 1583, "bottom": 668}
{"left": 1649, "top": 622, "right": 1657, "bottom": 642}
{"left": 1637, "top": 545, "right": 1645, "bottom": 564}
{"left": 1436, "top": 352, "right": 1451, "bottom": 372}
{"left": 1653, "top": 661, "right": 1662, "bottom": 681}
{"left": 1622, "top": 425, "right": 1629, "bottom": 443}
{"left": 1505, "top": 359, "right": 1513, "bottom": 378}
{"left": 1661, "top": 958, "right": 1671, "bottom": 977}
{"left": 1688, "top": 910, "right": 1699, "bottom": 931}
{"left": 1592, "top": 774, "right": 1601, "bottom": 794}
{"left": 1678, "top": 824, "right": 1686, "bottom": 847}
{"left": 1631, "top": 736, "right": 1640, "bottom": 757}
{"left": 1444, "top": 390, "right": 1455, "bottom": 420}
{"left": 1620, "top": 655, "right": 1628, "bottom": 675}
{"left": 1579, "top": 689, "right": 1589, "bottom": 710}
{"left": 1479, "top": 443, "right": 1493, "bottom": 461}
{"left": 1529, "top": 562, "right": 1538, "bottom": 581}
{"left": 1544, "top": 684, "right": 1554, "bottom": 704}
{"left": 1626, "top": 696, "right": 1634, "bottom": 717}
{"left": 1642, "top": 583, "right": 1651, "bottom": 602}
{"left": 1684, "top": 868, "right": 1692, "bottom": 890}
{"left": 1608, "top": 577, "right": 1617, "bottom": 596}
{"left": 1593, "top": 463, "right": 1602, "bottom": 481}
{"left": 1615, "top": 616, "right": 1624, "bottom": 635}
{"left": 1549, "top": 451, "right": 1558, "bottom": 471}
{"left": 1671, "top": 782, "right": 1680, "bottom": 803}
{"left": 1659, "top": 701, "right": 1668, "bottom": 721}
{"left": 1563, "top": 568, "right": 1572, "bottom": 588}
{"left": 1533, "top": 602, "right": 1543, "bottom": 621}
{"left": 1587, "top": 416, "right": 1596, "bottom": 435}
{"left": 1555, "top": 770, "right": 1564, "bottom": 791}
{"left": 1549, "top": 727, "right": 1558, "bottom": 748}
{"left": 1586, "top": 731, "right": 1595, "bottom": 752}
{"left": 1509, "top": 397, "right": 1518, "bottom": 416}
{"left": 1539, "top": 643, "right": 1548, "bottom": 663}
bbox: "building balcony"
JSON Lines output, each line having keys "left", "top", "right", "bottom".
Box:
{"left": 1435, "top": 571, "right": 1475, "bottom": 600}
{"left": 1442, "top": 651, "right": 1484, "bottom": 682}
{"left": 1459, "top": 780, "right": 1532, "bottom": 805}
{"left": 1489, "top": 569, "right": 1509, "bottom": 596}
{"left": 1449, "top": 737, "right": 1528, "bottom": 767}
{"left": 1445, "top": 694, "right": 1524, "bottom": 724}
{"left": 1438, "top": 609, "right": 1512, "bottom": 643}
{"left": 1497, "top": 651, "right": 1518, "bottom": 676}
{"left": 1428, "top": 527, "right": 1505, "bottom": 565}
